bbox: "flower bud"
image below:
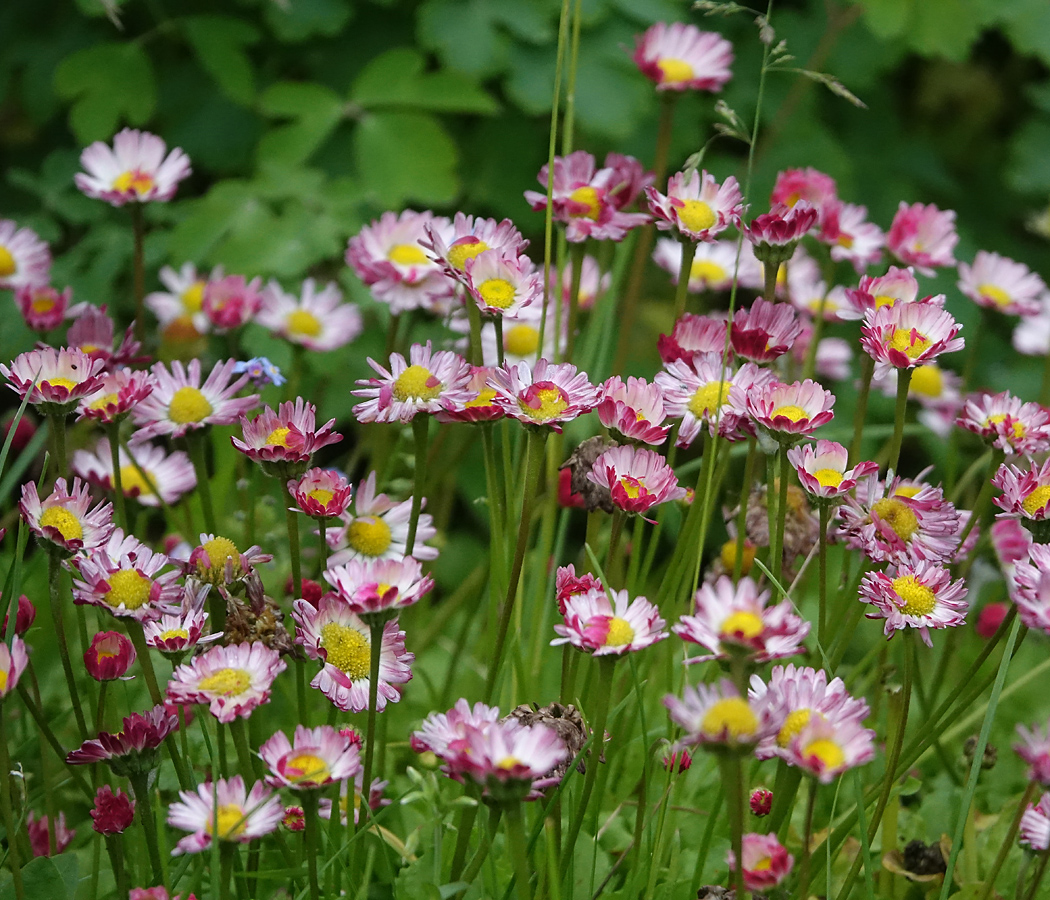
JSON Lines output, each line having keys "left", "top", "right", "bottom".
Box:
{"left": 749, "top": 787, "right": 773, "bottom": 817}
{"left": 91, "top": 785, "right": 136, "bottom": 834}
{"left": 84, "top": 631, "right": 136, "bottom": 681}
{"left": 2, "top": 594, "right": 36, "bottom": 636}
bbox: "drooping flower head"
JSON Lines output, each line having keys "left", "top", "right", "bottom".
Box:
{"left": 353, "top": 341, "right": 473, "bottom": 425}
{"left": 597, "top": 376, "right": 671, "bottom": 445}
{"left": 232, "top": 398, "right": 342, "bottom": 480}
{"left": 632, "top": 22, "right": 733, "bottom": 92}
{"left": 257, "top": 278, "right": 363, "bottom": 351}
{"left": 860, "top": 302, "right": 965, "bottom": 371}
{"left": 958, "top": 251, "right": 1046, "bottom": 317}
{"left": 787, "top": 440, "right": 879, "bottom": 501}
{"left": 957, "top": 391, "right": 1050, "bottom": 458}
{"left": 20, "top": 477, "right": 114, "bottom": 555}
{"left": 488, "top": 358, "right": 600, "bottom": 431}
{"left": 167, "top": 642, "right": 287, "bottom": 723}
{"left": 75, "top": 128, "right": 191, "bottom": 205}
{"left": 746, "top": 379, "right": 835, "bottom": 442}
{"left": 323, "top": 556, "right": 434, "bottom": 617}
{"left": 552, "top": 587, "right": 668, "bottom": 655}
{"left": 66, "top": 705, "right": 178, "bottom": 775}
{"left": 728, "top": 833, "right": 794, "bottom": 892}
{"left": 664, "top": 679, "right": 777, "bottom": 751}
{"left": 886, "top": 202, "right": 958, "bottom": 274}
{"left": 1, "top": 347, "right": 106, "bottom": 415}
{"left": 1020, "top": 794, "right": 1050, "bottom": 852}
{"left": 167, "top": 775, "right": 282, "bottom": 855}
{"left": 289, "top": 468, "right": 353, "bottom": 520}
{"left": 0, "top": 219, "right": 50, "bottom": 290}
{"left": 72, "top": 439, "right": 197, "bottom": 508}
{"left": 586, "top": 445, "right": 686, "bottom": 515}
{"left": 729, "top": 298, "right": 803, "bottom": 362}
{"left": 859, "top": 559, "right": 968, "bottom": 646}
{"left": 260, "top": 725, "right": 363, "bottom": 790}
{"left": 645, "top": 169, "right": 743, "bottom": 242}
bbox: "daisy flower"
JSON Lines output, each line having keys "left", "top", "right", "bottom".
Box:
{"left": 72, "top": 438, "right": 197, "bottom": 507}
{"left": 0, "top": 636, "right": 28, "bottom": 700}
{"left": 664, "top": 679, "right": 777, "bottom": 751}
{"left": 66, "top": 705, "right": 177, "bottom": 775}
{"left": 554, "top": 564, "right": 603, "bottom": 614}
{"left": 860, "top": 301, "right": 964, "bottom": 371}
{"left": 859, "top": 559, "right": 968, "bottom": 646}
{"left": 201, "top": 274, "right": 262, "bottom": 332}
{"left": 435, "top": 366, "right": 505, "bottom": 424}
{"left": 353, "top": 341, "right": 473, "bottom": 425}
{"left": 957, "top": 391, "right": 1050, "bottom": 457}
{"left": 424, "top": 212, "right": 528, "bottom": 283}
{"left": 257, "top": 278, "right": 363, "bottom": 351}
{"left": 20, "top": 477, "right": 114, "bottom": 555}
{"left": 1020, "top": 794, "right": 1050, "bottom": 852}
{"left": 817, "top": 201, "right": 885, "bottom": 272}
{"left": 90, "top": 786, "right": 135, "bottom": 835}
{"left": 1012, "top": 543, "right": 1050, "bottom": 634}
{"left": 729, "top": 298, "right": 803, "bottom": 362}
{"left": 597, "top": 376, "right": 671, "bottom": 445}
{"left": 656, "top": 352, "right": 773, "bottom": 445}
{"left": 771, "top": 167, "right": 838, "bottom": 212}
{"left": 653, "top": 239, "right": 754, "bottom": 295}
{"left": 787, "top": 440, "right": 879, "bottom": 501}
{"left": 1014, "top": 301, "right": 1050, "bottom": 358}
{"left": 550, "top": 253, "right": 610, "bottom": 311}
{"left": 586, "top": 445, "right": 686, "bottom": 514}
{"left": 0, "top": 219, "right": 50, "bottom": 290}
{"left": 632, "top": 22, "right": 733, "bottom": 92}
{"left": 728, "top": 833, "right": 794, "bottom": 892}
{"left": 1016, "top": 718, "right": 1050, "bottom": 787}
{"left": 66, "top": 306, "right": 142, "bottom": 371}
{"left": 993, "top": 459, "right": 1050, "bottom": 529}
{"left": 488, "top": 357, "right": 600, "bottom": 431}
{"left": 674, "top": 575, "right": 809, "bottom": 664}
{"left": 260, "top": 725, "right": 362, "bottom": 790}
{"left": 747, "top": 379, "right": 835, "bottom": 441}
{"left": 289, "top": 468, "right": 353, "bottom": 520}
{"left": 1, "top": 347, "right": 106, "bottom": 415}
{"left": 185, "top": 534, "right": 272, "bottom": 588}
{"left": 76, "top": 368, "right": 153, "bottom": 424}
{"left": 167, "top": 642, "right": 287, "bottom": 723}
{"left": 143, "top": 600, "right": 218, "bottom": 655}
{"left": 231, "top": 398, "right": 341, "bottom": 480}
{"left": 840, "top": 265, "right": 927, "bottom": 320}
{"left": 645, "top": 169, "right": 744, "bottom": 242}
{"left": 886, "top": 201, "right": 958, "bottom": 274}
{"left": 552, "top": 587, "right": 668, "bottom": 656}
{"left": 781, "top": 715, "right": 876, "bottom": 782}
{"left": 958, "top": 250, "right": 1046, "bottom": 317}
{"left": 743, "top": 203, "right": 819, "bottom": 267}
{"left": 411, "top": 698, "right": 502, "bottom": 760}
{"left": 657, "top": 313, "right": 731, "bottom": 364}
{"left": 75, "top": 128, "right": 191, "bottom": 205}
{"left": 15, "top": 284, "right": 76, "bottom": 332}
{"left": 293, "top": 598, "right": 413, "bottom": 713}
{"left": 327, "top": 471, "right": 438, "bottom": 563}
{"left": 448, "top": 718, "right": 569, "bottom": 798}
{"left": 323, "top": 556, "right": 434, "bottom": 616}
{"left": 838, "top": 472, "right": 962, "bottom": 565}
{"left": 462, "top": 249, "right": 543, "bottom": 317}
{"left": 167, "top": 776, "right": 282, "bottom": 855}
{"left": 131, "top": 359, "right": 259, "bottom": 443}
{"left": 145, "top": 262, "right": 210, "bottom": 329}
{"left": 84, "top": 631, "right": 136, "bottom": 681}
{"left": 26, "top": 812, "right": 74, "bottom": 858}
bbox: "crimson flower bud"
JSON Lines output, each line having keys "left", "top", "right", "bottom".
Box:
{"left": 283, "top": 806, "right": 305, "bottom": 832}
{"left": 2, "top": 594, "right": 36, "bottom": 636}
{"left": 91, "top": 785, "right": 136, "bottom": 834}
{"left": 750, "top": 788, "right": 773, "bottom": 817}
{"left": 663, "top": 749, "right": 693, "bottom": 773}
{"left": 84, "top": 631, "right": 136, "bottom": 681}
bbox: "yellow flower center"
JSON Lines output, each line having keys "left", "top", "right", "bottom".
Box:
{"left": 307, "top": 488, "right": 335, "bottom": 506}
{"left": 569, "top": 186, "right": 602, "bottom": 220}
{"left": 478, "top": 278, "right": 516, "bottom": 310}
{"left": 182, "top": 281, "right": 205, "bottom": 313}
{"left": 104, "top": 569, "right": 153, "bottom": 610}
{"left": 701, "top": 698, "right": 758, "bottom": 740}
{"left": 496, "top": 755, "right": 521, "bottom": 770}
{"left": 720, "top": 610, "right": 764, "bottom": 641}
{"left": 504, "top": 324, "right": 539, "bottom": 358}
{"left": 96, "top": 646, "right": 118, "bottom": 660}
{"left": 43, "top": 377, "right": 78, "bottom": 392}
{"left": 893, "top": 485, "right": 920, "bottom": 498}
{"left": 113, "top": 170, "right": 155, "bottom": 195}
{"left": 871, "top": 497, "right": 919, "bottom": 540}
{"left": 199, "top": 667, "right": 252, "bottom": 696}
{"left": 656, "top": 57, "right": 694, "bottom": 84}
{"left": 0, "top": 245, "right": 15, "bottom": 278}
{"left": 198, "top": 536, "right": 241, "bottom": 580}
{"left": 446, "top": 240, "right": 488, "bottom": 271}
{"left": 39, "top": 506, "right": 84, "bottom": 541}
{"left": 518, "top": 386, "right": 568, "bottom": 421}
{"left": 285, "top": 752, "right": 331, "bottom": 784}
{"left": 604, "top": 616, "right": 635, "bottom": 647}
{"left": 169, "top": 386, "right": 213, "bottom": 424}
{"left": 319, "top": 622, "right": 371, "bottom": 679}
{"left": 31, "top": 296, "right": 56, "bottom": 314}
{"left": 159, "top": 628, "right": 190, "bottom": 642}
{"left": 813, "top": 468, "right": 843, "bottom": 488}
{"left": 1023, "top": 485, "right": 1050, "bottom": 517}
{"left": 690, "top": 260, "right": 728, "bottom": 285}
{"left": 89, "top": 392, "right": 120, "bottom": 412}
{"left": 720, "top": 540, "right": 755, "bottom": 575}
{"left": 985, "top": 413, "right": 1026, "bottom": 440}
{"left": 776, "top": 708, "right": 812, "bottom": 748}
{"left": 770, "top": 404, "right": 808, "bottom": 423}
{"left": 677, "top": 200, "right": 716, "bottom": 233}
{"left": 346, "top": 516, "right": 393, "bottom": 557}
{"left": 873, "top": 294, "right": 897, "bottom": 309}
{"left": 387, "top": 243, "right": 428, "bottom": 266}
{"left": 803, "top": 738, "right": 846, "bottom": 770}
{"left": 688, "top": 380, "right": 732, "bottom": 419}
{"left": 892, "top": 574, "right": 937, "bottom": 616}
{"left": 207, "top": 804, "right": 247, "bottom": 840}
{"left": 266, "top": 427, "right": 291, "bottom": 447}
{"left": 0, "top": 671, "right": 8, "bottom": 693}
{"left": 888, "top": 328, "right": 931, "bottom": 359}
{"left": 836, "top": 234, "right": 855, "bottom": 249}
{"left": 978, "top": 283, "right": 1011, "bottom": 308}
{"left": 119, "top": 465, "right": 155, "bottom": 497}
{"left": 286, "top": 309, "right": 322, "bottom": 338}
{"left": 464, "top": 388, "right": 498, "bottom": 409}
{"left": 392, "top": 365, "right": 442, "bottom": 402}
{"left": 910, "top": 364, "right": 943, "bottom": 398}
{"left": 619, "top": 476, "right": 645, "bottom": 500}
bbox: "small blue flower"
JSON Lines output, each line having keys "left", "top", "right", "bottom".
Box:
{"left": 233, "top": 357, "right": 286, "bottom": 388}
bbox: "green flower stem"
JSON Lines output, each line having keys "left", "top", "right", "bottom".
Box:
{"left": 818, "top": 502, "right": 830, "bottom": 647}
{"left": 47, "top": 551, "right": 88, "bottom": 738}
{"left": 106, "top": 423, "right": 129, "bottom": 532}
{"left": 561, "top": 655, "right": 615, "bottom": 871}
{"left": 130, "top": 771, "right": 165, "bottom": 886}
{"left": 720, "top": 751, "right": 749, "bottom": 900}
{"left": 494, "top": 316, "right": 506, "bottom": 367}
{"left": 564, "top": 242, "right": 586, "bottom": 363}
{"left": 229, "top": 718, "right": 259, "bottom": 779}
{"left": 848, "top": 354, "right": 876, "bottom": 466}
{"left": 796, "top": 778, "right": 819, "bottom": 900}
{"left": 626, "top": 512, "right": 646, "bottom": 595}
{"left": 1024, "top": 851, "right": 1050, "bottom": 900}
{"left": 15, "top": 683, "right": 92, "bottom": 798}
{"left": 672, "top": 241, "right": 697, "bottom": 324}
{"left": 105, "top": 834, "right": 127, "bottom": 899}
{"left": 483, "top": 428, "right": 547, "bottom": 703}
{"left": 453, "top": 805, "right": 502, "bottom": 894}
{"left": 802, "top": 299, "right": 827, "bottom": 381}
{"left": 481, "top": 423, "right": 508, "bottom": 599}
{"left": 769, "top": 760, "right": 803, "bottom": 841}
{"left": 504, "top": 802, "right": 533, "bottom": 900}
{"left": 956, "top": 448, "right": 1007, "bottom": 567}
{"left": 762, "top": 261, "right": 779, "bottom": 305}
{"left": 887, "top": 367, "right": 913, "bottom": 475}
{"left": 405, "top": 415, "right": 430, "bottom": 558}
{"left": 689, "top": 782, "right": 724, "bottom": 894}
{"left": 302, "top": 791, "right": 321, "bottom": 900}
{"left": 605, "top": 509, "right": 626, "bottom": 589}
{"left": 285, "top": 493, "right": 302, "bottom": 600}
{"left": 95, "top": 680, "right": 107, "bottom": 733}
{"left": 131, "top": 204, "right": 146, "bottom": 344}
{"left": 772, "top": 444, "right": 790, "bottom": 585}
{"left": 0, "top": 709, "right": 24, "bottom": 900}
{"left": 187, "top": 431, "right": 217, "bottom": 534}
{"left": 978, "top": 782, "right": 1038, "bottom": 900}
{"left": 357, "top": 615, "right": 387, "bottom": 835}
{"left": 448, "top": 789, "right": 481, "bottom": 882}
{"left": 49, "top": 412, "right": 68, "bottom": 477}
{"left": 219, "top": 842, "right": 235, "bottom": 900}
{"left": 466, "top": 300, "right": 484, "bottom": 366}
{"left": 733, "top": 435, "right": 758, "bottom": 583}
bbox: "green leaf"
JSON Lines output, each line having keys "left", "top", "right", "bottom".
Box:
{"left": 183, "top": 15, "right": 260, "bottom": 106}
{"left": 999, "top": 0, "right": 1050, "bottom": 64}
{"left": 416, "top": 0, "right": 512, "bottom": 77}
{"left": 351, "top": 47, "right": 498, "bottom": 115}
{"left": 264, "top": 0, "right": 352, "bottom": 42}
{"left": 50, "top": 854, "right": 78, "bottom": 900}
{"left": 353, "top": 111, "right": 459, "bottom": 206}
{"left": 53, "top": 42, "right": 157, "bottom": 142}
{"left": 1007, "top": 119, "right": 1050, "bottom": 194}
{"left": 257, "top": 82, "right": 345, "bottom": 166}
{"left": 0, "top": 856, "right": 68, "bottom": 900}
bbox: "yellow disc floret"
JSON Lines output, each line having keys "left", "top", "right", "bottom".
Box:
{"left": 803, "top": 738, "right": 845, "bottom": 771}
{"left": 891, "top": 574, "right": 937, "bottom": 617}
{"left": 159, "top": 628, "right": 190, "bottom": 643}
{"left": 285, "top": 753, "right": 331, "bottom": 784}
{"left": 308, "top": 488, "right": 335, "bottom": 507}
{"left": 266, "top": 427, "right": 291, "bottom": 447}
{"left": 910, "top": 364, "right": 943, "bottom": 398}
{"left": 199, "top": 667, "right": 252, "bottom": 697}
{"left": 43, "top": 377, "right": 77, "bottom": 393}
{"left": 320, "top": 623, "right": 371, "bottom": 679}
{"left": 181, "top": 281, "right": 205, "bottom": 313}
{"left": 691, "top": 260, "right": 728, "bottom": 285}
{"left": 504, "top": 325, "right": 539, "bottom": 358}
{"left": 286, "top": 309, "right": 323, "bottom": 338}
{"left": 813, "top": 468, "right": 843, "bottom": 489}
{"left": 888, "top": 328, "right": 930, "bottom": 359}
{"left": 387, "top": 243, "right": 428, "bottom": 266}
{"left": 169, "top": 386, "right": 213, "bottom": 425}
{"left": 656, "top": 58, "right": 694, "bottom": 84}
{"left": 113, "top": 170, "right": 155, "bottom": 196}
{"left": 104, "top": 569, "right": 153, "bottom": 610}
{"left": 720, "top": 610, "right": 764, "bottom": 641}
{"left": 777, "top": 708, "right": 812, "bottom": 748}
{"left": 446, "top": 240, "right": 488, "bottom": 271}
{"left": 392, "top": 365, "right": 442, "bottom": 402}
{"left": 871, "top": 498, "right": 919, "bottom": 541}
{"left": 1023, "top": 485, "right": 1050, "bottom": 517}
{"left": 39, "top": 506, "right": 84, "bottom": 542}
{"left": 119, "top": 465, "right": 155, "bottom": 497}
{"left": 346, "top": 516, "right": 393, "bottom": 557}
{"left": 478, "top": 278, "right": 516, "bottom": 310}
{"left": 770, "top": 405, "right": 808, "bottom": 423}
{"left": 701, "top": 697, "right": 758, "bottom": 741}
{"left": 604, "top": 616, "right": 635, "bottom": 648}
{"left": 978, "top": 283, "right": 1011, "bottom": 308}
{"left": 197, "top": 536, "right": 242, "bottom": 583}
{"left": 688, "top": 381, "right": 732, "bottom": 418}
{"left": 0, "top": 245, "right": 15, "bottom": 278}
{"left": 677, "top": 200, "right": 716, "bottom": 233}
{"left": 518, "top": 386, "right": 568, "bottom": 422}
{"left": 208, "top": 804, "right": 247, "bottom": 840}
{"left": 569, "top": 186, "right": 602, "bottom": 220}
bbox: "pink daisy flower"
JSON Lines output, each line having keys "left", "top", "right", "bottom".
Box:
{"left": 130, "top": 359, "right": 259, "bottom": 443}
{"left": 288, "top": 468, "right": 353, "bottom": 520}
{"left": 448, "top": 718, "right": 569, "bottom": 796}
{"left": 781, "top": 715, "right": 875, "bottom": 783}
{"left": 728, "top": 833, "right": 794, "bottom": 892}
{"left": 66, "top": 306, "right": 143, "bottom": 371}
{"left": 0, "top": 219, "right": 50, "bottom": 290}
{"left": 552, "top": 587, "right": 668, "bottom": 655}
{"left": 424, "top": 212, "right": 528, "bottom": 284}
{"left": 859, "top": 559, "right": 968, "bottom": 646}
{"left": 729, "top": 298, "right": 803, "bottom": 362}
{"left": 657, "top": 313, "right": 731, "bottom": 364}
{"left": 771, "top": 167, "right": 838, "bottom": 212}
{"left": 76, "top": 368, "right": 154, "bottom": 424}
{"left": 993, "top": 459, "right": 1050, "bottom": 527}
{"left": 143, "top": 598, "right": 218, "bottom": 655}
{"left": 886, "top": 201, "right": 958, "bottom": 275}
{"left": 839, "top": 265, "right": 925, "bottom": 321}
{"left": 84, "top": 630, "right": 136, "bottom": 681}
{"left": 90, "top": 786, "right": 135, "bottom": 835}
{"left": 145, "top": 262, "right": 210, "bottom": 330}
{"left": 1, "top": 346, "right": 106, "bottom": 414}
{"left": 231, "top": 398, "right": 342, "bottom": 479}
{"left": 1020, "top": 794, "right": 1050, "bottom": 852}
{"left": 0, "top": 636, "right": 28, "bottom": 700}
{"left": 597, "top": 375, "right": 671, "bottom": 445}
{"left": 185, "top": 534, "right": 272, "bottom": 588}
{"left": 20, "top": 476, "right": 113, "bottom": 555}
{"left": 632, "top": 22, "right": 733, "bottom": 92}
{"left": 435, "top": 365, "right": 505, "bottom": 424}
{"left": 818, "top": 201, "right": 885, "bottom": 272}
{"left": 957, "top": 391, "right": 1050, "bottom": 457}
{"left": 860, "top": 301, "right": 964, "bottom": 371}
{"left": 488, "top": 357, "right": 600, "bottom": 431}
{"left": 260, "top": 724, "right": 362, "bottom": 790}
{"left": 15, "top": 284, "right": 76, "bottom": 332}
{"left": 743, "top": 203, "right": 820, "bottom": 266}
{"left": 645, "top": 169, "right": 744, "bottom": 242}
{"left": 958, "top": 250, "right": 1046, "bottom": 317}
{"left": 167, "top": 776, "right": 282, "bottom": 855}
{"left": 72, "top": 438, "right": 197, "bottom": 507}
{"left": 353, "top": 341, "right": 473, "bottom": 425}
{"left": 674, "top": 575, "right": 809, "bottom": 664}
{"left": 653, "top": 239, "right": 755, "bottom": 296}
{"left": 554, "top": 564, "right": 603, "bottom": 615}
{"left": 167, "top": 642, "right": 287, "bottom": 723}
{"left": 257, "top": 278, "right": 362, "bottom": 351}
{"left": 787, "top": 440, "right": 879, "bottom": 501}
{"left": 201, "top": 274, "right": 262, "bottom": 332}
{"left": 1016, "top": 718, "right": 1050, "bottom": 787}
{"left": 1012, "top": 543, "right": 1050, "bottom": 634}
{"left": 75, "top": 128, "right": 191, "bottom": 205}
{"left": 322, "top": 556, "right": 434, "bottom": 616}
{"left": 66, "top": 705, "right": 177, "bottom": 775}
{"left": 411, "top": 699, "right": 502, "bottom": 760}
{"left": 586, "top": 445, "right": 686, "bottom": 514}
{"left": 293, "top": 597, "right": 413, "bottom": 712}
{"left": 746, "top": 379, "right": 835, "bottom": 440}
{"left": 664, "top": 679, "right": 778, "bottom": 750}
{"left": 462, "top": 249, "right": 543, "bottom": 317}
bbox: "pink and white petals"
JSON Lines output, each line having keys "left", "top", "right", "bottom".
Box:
{"left": 0, "top": 219, "right": 51, "bottom": 290}
{"left": 746, "top": 379, "right": 835, "bottom": 440}
{"left": 353, "top": 341, "right": 473, "bottom": 425}
{"left": 632, "top": 22, "right": 734, "bottom": 92}
{"left": 728, "top": 833, "right": 794, "bottom": 892}
{"left": 167, "top": 642, "right": 287, "bottom": 723}
{"left": 886, "top": 201, "right": 958, "bottom": 275}
{"left": 645, "top": 169, "right": 743, "bottom": 242}
{"left": 586, "top": 445, "right": 685, "bottom": 515}
{"left": 75, "top": 128, "right": 191, "bottom": 206}
{"left": 597, "top": 376, "right": 671, "bottom": 445}
{"left": 552, "top": 588, "right": 668, "bottom": 655}
{"left": 859, "top": 560, "right": 968, "bottom": 647}
{"left": 488, "top": 358, "right": 600, "bottom": 431}
{"left": 167, "top": 776, "right": 282, "bottom": 855}
{"left": 260, "top": 725, "right": 362, "bottom": 790}
{"left": 1, "top": 347, "right": 106, "bottom": 413}
{"left": 323, "top": 556, "right": 434, "bottom": 615}
{"left": 257, "top": 278, "right": 363, "bottom": 351}
{"left": 788, "top": 440, "right": 879, "bottom": 501}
